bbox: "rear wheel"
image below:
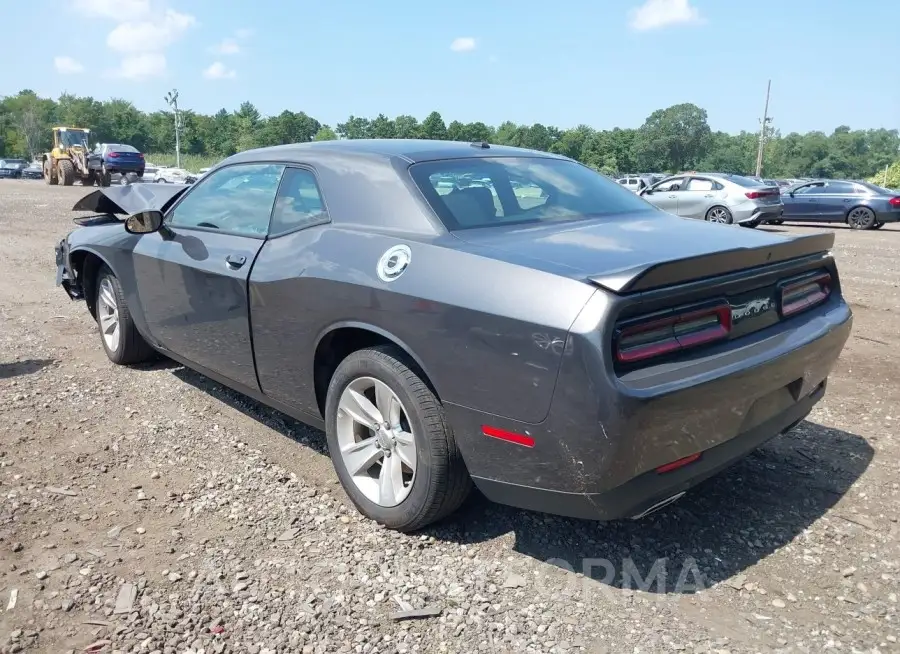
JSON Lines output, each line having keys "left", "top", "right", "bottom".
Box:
{"left": 848, "top": 206, "right": 876, "bottom": 230}
{"left": 325, "top": 346, "right": 472, "bottom": 531}
{"left": 58, "top": 159, "right": 75, "bottom": 186}
{"left": 741, "top": 220, "right": 759, "bottom": 228}
{"left": 705, "top": 206, "right": 733, "bottom": 224}
{"left": 94, "top": 266, "right": 155, "bottom": 365}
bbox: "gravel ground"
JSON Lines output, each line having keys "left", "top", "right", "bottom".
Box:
{"left": 1, "top": 179, "right": 899, "bottom": 654}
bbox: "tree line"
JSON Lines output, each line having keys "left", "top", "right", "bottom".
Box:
{"left": 1, "top": 89, "right": 897, "bottom": 180}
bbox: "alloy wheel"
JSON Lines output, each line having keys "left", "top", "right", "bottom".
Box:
{"left": 708, "top": 207, "right": 729, "bottom": 223}
{"left": 336, "top": 377, "right": 417, "bottom": 507}
{"left": 97, "top": 277, "right": 120, "bottom": 353}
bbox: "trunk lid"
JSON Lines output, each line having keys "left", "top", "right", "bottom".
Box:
{"left": 452, "top": 211, "right": 833, "bottom": 293}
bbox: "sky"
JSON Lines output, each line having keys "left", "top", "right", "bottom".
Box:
{"left": 3, "top": 0, "right": 898, "bottom": 136}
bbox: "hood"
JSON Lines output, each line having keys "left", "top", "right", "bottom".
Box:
{"left": 72, "top": 184, "right": 189, "bottom": 216}
{"left": 453, "top": 211, "right": 833, "bottom": 293}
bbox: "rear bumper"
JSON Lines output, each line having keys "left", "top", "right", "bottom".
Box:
{"left": 105, "top": 162, "right": 144, "bottom": 174}
{"left": 739, "top": 207, "right": 783, "bottom": 224}
{"left": 448, "top": 294, "right": 852, "bottom": 521}
{"left": 474, "top": 381, "right": 821, "bottom": 520}
{"left": 55, "top": 238, "right": 83, "bottom": 300}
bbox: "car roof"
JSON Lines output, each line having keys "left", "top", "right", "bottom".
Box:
{"left": 227, "top": 138, "right": 569, "bottom": 165}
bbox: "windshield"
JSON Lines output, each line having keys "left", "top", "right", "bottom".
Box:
{"left": 59, "top": 130, "right": 89, "bottom": 148}
{"left": 723, "top": 174, "right": 768, "bottom": 188}
{"left": 409, "top": 157, "right": 651, "bottom": 230}
{"left": 3, "top": 160, "right": 26, "bottom": 168}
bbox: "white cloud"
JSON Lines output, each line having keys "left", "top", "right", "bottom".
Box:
{"left": 203, "top": 61, "right": 236, "bottom": 80}
{"left": 211, "top": 38, "right": 241, "bottom": 55}
{"left": 450, "top": 37, "right": 476, "bottom": 52}
{"left": 54, "top": 56, "right": 85, "bottom": 74}
{"left": 629, "top": 0, "right": 703, "bottom": 31}
{"left": 109, "top": 53, "right": 167, "bottom": 79}
{"left": 107, "top": 8, "right": 195, "bottom": 53}
{"left": 73, "top": 0, "right": 150, "bottom": 20}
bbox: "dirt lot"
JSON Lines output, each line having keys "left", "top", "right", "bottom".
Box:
{"left": 0, "top": 179, "right": 898, "bottom": 654}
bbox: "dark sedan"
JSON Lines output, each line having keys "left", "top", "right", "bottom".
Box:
{"left": 88, "top": 143, "right": 145, "bottom": 186}
{"left": 777, "top": 179, "right": 900, "bottom": 229}
{"left": 21, "top": 163, "right": 44, "bottom": 179}
{"left": 0, "top": 159, "right": 28, "bottom": 179}
{"left": 54, "top": 139, "right": 852, "bottom": 531}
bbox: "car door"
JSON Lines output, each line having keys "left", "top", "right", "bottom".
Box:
{"left": 816, "top": 181, "right": 858, "bottom": 221}
{"left": 643, "top": 177, "right": 686, "bottom": 214}
{"left": 677, "top": 176, "right": 721, "bottom": 219}
{"left": 782, "top": 183, "right": 822, "bottom": 220}
{"left": 131, "top": 162, "right": 285, "bottom": 390}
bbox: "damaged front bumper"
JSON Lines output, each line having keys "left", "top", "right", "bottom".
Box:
{"left": 55, "top": 238, "right": 83, "bottom": 300}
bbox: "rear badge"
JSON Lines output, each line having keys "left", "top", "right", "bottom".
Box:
{"left": 731, "top": 297, "right": 772, "bottom": 323}
{"left": 377, "top": 245, "right": 411, "bottom": 282}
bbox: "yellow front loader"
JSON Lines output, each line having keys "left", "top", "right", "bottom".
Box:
{"left": 43, "top": 127, "right": 95, "bottom": 186}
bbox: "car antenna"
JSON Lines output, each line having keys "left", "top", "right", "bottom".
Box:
{"left": 470, "top": 141, "right": 490, "bottom": 149}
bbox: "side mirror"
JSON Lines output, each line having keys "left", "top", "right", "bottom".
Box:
{"left": 124, "top": 210, "right": 164, "bottom": 234}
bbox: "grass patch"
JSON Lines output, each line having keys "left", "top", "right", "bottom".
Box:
{"left": 145, "top": 153, "right": 221, "bottom": 173}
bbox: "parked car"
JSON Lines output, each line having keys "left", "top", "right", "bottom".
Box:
{"left": 54, "top": 139, "right": 852, "bottom": 531}
{"left": 0, "top": 159, "right": 28, "bottom": 179}
{"left": 778, "top": 179, "right": 900, "bottom": 230}
{"left": 152, "top": 166, "right": 190, "bottom": 184}
{"left": 640, "top": 172, "right": 783, "bottom": 226}
{"left": 88, "top": 144, "right": 145, "bottom": 186}
{"left": 21, "top": 163, "right": 44, "bottom": 179}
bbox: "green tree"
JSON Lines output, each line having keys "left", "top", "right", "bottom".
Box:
{"left": 633, "top": 103, "right": 711, "bottom": 172}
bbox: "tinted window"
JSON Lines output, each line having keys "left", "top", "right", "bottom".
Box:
{"left": 858, "top": 182, "right": 892, "bottom": 195}
{"left": 270, "top": 168, "right": 329, "bottom": 235}
{"left": 168, "top": 163, "right": 284, "bottom": 236}
{"left": 686, "top": 178, "right": 714, "bottom": 191}
{"left": 410, "top": 157, "right": 649, "bottom": 230}
{"left": 724, "top": 175, "right": 768, "bottom": 188}
{"left": 821, "top": 181, "right": 856, "bottom": 195}
{"left": 109, "top": 144, "right": 138, "bottom": 153}
{"left": 792, "top": 184, "right": 822, "bottom": 195}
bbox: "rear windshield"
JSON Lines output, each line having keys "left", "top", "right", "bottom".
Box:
{"left": 409, "top": 157, "right": 650, "bottom": 230}
{"left": 110, "top": 144, "right": 138, "bottom": 153}
{"left": 724, "top": 174, "right": 767, "bottom": 188}
{"left": 859, "top": 182, "right": 893, "bottom": 195}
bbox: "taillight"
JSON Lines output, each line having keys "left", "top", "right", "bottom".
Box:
{"left": 138, "top": 153, "right": 144, "bottom": 159}
{"left": 108, "top": 152, "right": 120, "bottom": 158}
{"left": 615, "top": 302, "right": 731, "bottom": 364}
{"left": 745, "top": 189, "right": 778, "bottom": 199}
{"left": 889, "top": 197, "right": 900, "bottom": 207}
{"left": 779, "top": 272, "right": 832, "bottom": 318}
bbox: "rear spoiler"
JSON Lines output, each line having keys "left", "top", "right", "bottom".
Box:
{"left": 588, "top": 231, "right": 835, "bottom": 294}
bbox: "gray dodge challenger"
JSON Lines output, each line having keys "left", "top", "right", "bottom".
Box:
{"left": 55, "top": 139, "right": 853, "bottom": 531}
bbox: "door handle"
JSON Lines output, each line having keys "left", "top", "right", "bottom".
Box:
{"left": 842, "top": 199, "right": 851, "bottom": 202}
{"left": 668, "top": 194, "right": 676, "bottom": 198}
{"left": 704, "top": 194, "right": 713, "bottom": 198}
{"left": 225, "top": 254, "right": 246, "bottom": 268}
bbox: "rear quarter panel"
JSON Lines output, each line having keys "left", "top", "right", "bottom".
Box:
{"left": 248, "top": 227, "right": 598, "bottom": 424}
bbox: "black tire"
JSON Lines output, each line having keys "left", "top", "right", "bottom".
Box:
{"left": 848, "top": 206, "right": 877, "bottom": 230}
{"left": 58, "top": 159, "right": 75, "bottom": 186}
{"left": 82, "top": 173, "right": 96, "bottom": 187}
{"left": 100, "top": 166, "right": 112, "bottom": 187}
{"left": 156, "top": 178, "right": 167, "bottom": 184}
{"left": 767, "top": 220, "right": 784, "bottom": 225}
{"left": 325, "top": 346, "right": 472, "bottom": 531}
{"left": 705, "top": 205, "right": 733, "bottom": 224}
{"left": 43, "top": 160, "right": 57, "bottom": 185}
{"left": 741, "top": 220, "right": 759, "bottom": 228}
{"left": 94, "top": 266, "right": 156, "bottom": 365}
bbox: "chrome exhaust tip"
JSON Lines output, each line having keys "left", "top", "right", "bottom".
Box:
{"left": 629, "top": 491, "right": 686, "bottom": 520}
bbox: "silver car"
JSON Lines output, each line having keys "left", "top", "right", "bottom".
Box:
{"left": 640, "top": 173, "right": 784, "bottom": 226}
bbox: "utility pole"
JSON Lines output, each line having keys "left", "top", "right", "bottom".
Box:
{"left": 755, "top": 79, "right": 772, "bottom": 177}
{"left": 164, "top": 89, "right": 181, "bottom": 169}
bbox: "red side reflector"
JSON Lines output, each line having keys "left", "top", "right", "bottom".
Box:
{"left": 656, "top": 453, "right": 701, "bottom": 474}
{"left": 482, "top": 425, "right": 535, "bottom": 448}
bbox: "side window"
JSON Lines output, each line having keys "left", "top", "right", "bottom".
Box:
{"left": 821, "top": 181, "right": 854, "bottom": 195}
{"left": 685, "top": 178, "right": 714, "bottom": 191}
{"left": 168, "top": 163, "right": 285, "bottom": 236}
{"left": 654, "top": 177, "right": 686, "bottom": 192}
{"left": 794, "top": 184, "right": 821, "bottom": 195}
{"left": 270, "top": 167, "right": 330, "bottom": 235}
